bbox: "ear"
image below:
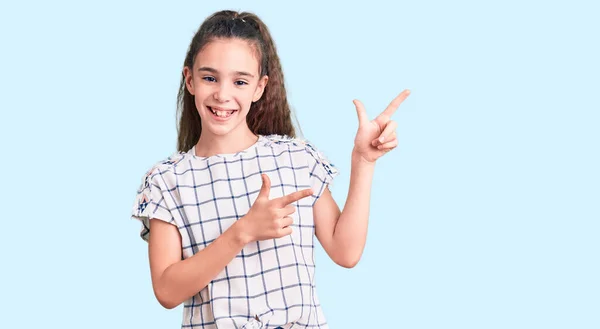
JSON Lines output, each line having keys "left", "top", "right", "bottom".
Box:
{"left": 183, "top": 66, "right": 195, "bottom": 95}
{"left": 253, "top": 75, "right": 269, "bottom": 102}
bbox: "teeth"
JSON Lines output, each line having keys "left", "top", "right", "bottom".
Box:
{"left": 210, "top": 107, "right": 235, "bottom": 118}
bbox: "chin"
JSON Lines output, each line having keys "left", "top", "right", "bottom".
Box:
{"left": 206, "top": 126, "right": 234, "bottom": 136}
{"left": 201, "top": 119, "right": 247, "bottom": 137}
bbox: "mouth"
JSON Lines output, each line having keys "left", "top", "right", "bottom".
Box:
{"left": 207, "top": 106, "right": 238, "bottom": 119}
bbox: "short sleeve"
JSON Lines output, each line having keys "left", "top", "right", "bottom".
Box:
{"left": 303, "top": 140, "right": 339, "bottom": 203}
{"left": 131, "top": 166, "right": 176, "bottom": 242}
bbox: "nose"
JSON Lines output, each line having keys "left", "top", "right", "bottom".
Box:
{"left": 213, "top": 82, "right": 232, "bottom": 103}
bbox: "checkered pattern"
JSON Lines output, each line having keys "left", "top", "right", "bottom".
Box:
{"left": 131, "top": 135, "right": 339, "bottom": 329}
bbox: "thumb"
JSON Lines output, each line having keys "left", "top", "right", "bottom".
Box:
{"left": 353, "top": 99, "right": 369, "bottom": 125}
{"left": 258, "top": 174, "right": 271, "bottom": 199}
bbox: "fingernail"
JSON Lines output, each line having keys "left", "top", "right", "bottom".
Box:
{"left": 379, "top": 136, "right": 385, "bottom": 143}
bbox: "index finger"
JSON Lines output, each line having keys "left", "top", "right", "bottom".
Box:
{"left": 274, "top": 188, "right": 313, "bottom": 206}
{"left": 381, "top": 89, "right": 411, "bottom": 118}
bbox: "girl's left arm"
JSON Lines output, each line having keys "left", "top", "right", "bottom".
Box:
{"left": 314, "top": 151, "right": 375, "bottom": 268}
{"left": 314, "top": 90, "right": 410, "bottom": 268}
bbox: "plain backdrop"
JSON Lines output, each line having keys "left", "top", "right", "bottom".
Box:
{"left": 0, "top": 1, "right": 598, "bottom": 328}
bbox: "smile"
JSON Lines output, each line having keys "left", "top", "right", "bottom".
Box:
{"left": 208, "top": 106, "right": 238, "bottom": 119}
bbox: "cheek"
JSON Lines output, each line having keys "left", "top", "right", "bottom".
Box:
{"left": 248, "top": 86, "right": 262, "bottom": 101}
{"left": 237, "top": 88, "right": 256, "bottom": 103}
{"left": 245, "top": 91, "right": 256, "bottom": 103}
{"left": 193, "top": 83, "right": 213, "bottom": 101}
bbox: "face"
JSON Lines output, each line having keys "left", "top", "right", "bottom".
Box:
{"left": 184, "top": 38, "right": 268, "bottom": 138}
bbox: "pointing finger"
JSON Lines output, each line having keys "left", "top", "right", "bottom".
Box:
{"left": 380, "top": 89, "right": 410, "bottom": 118}
{"left": 275, "top": 188, "right": 313, "bottom": 207}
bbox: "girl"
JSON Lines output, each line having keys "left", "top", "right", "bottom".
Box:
{"left": 131, "top": 10, "right": 409, "bottom": 329}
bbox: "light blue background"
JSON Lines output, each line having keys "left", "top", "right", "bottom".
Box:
{"left": 1, "top": 1, "right": 598, "bottom": 328}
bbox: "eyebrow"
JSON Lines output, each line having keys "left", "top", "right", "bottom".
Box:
{"left": 198, "top": 66, "right": 255, "bottom": 78}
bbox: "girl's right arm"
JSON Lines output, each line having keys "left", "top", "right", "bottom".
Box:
{"left": 148, "top": 218, "right": 247, "bottom": 309}
{"left": 148, "top": 174, "right": 312, "bottom": 309}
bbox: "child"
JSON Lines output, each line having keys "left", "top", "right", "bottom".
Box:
{"left": 131, "top": 10, "right": 409, "bottom": 329}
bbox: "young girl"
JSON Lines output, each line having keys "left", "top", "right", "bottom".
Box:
{"left": 131, "top": 10, "right": 409, "bottom": 329}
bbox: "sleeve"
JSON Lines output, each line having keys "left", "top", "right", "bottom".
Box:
{"left": 303, "top": 140, "right": 340, "bottom": 203}
{"left": 131, "top": 166, "right": 176, "bottom": 242}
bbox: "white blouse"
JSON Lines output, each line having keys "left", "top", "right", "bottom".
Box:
{"left": 131, "top": 134, "right": 339, "bottom": 329}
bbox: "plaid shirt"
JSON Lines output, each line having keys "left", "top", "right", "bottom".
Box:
{"left": 131, "top": 135, "right": 339, "bottom": 329}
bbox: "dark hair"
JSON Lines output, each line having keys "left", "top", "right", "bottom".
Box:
{"left": 176, "top": 10, "right": 300, "bottom": 152}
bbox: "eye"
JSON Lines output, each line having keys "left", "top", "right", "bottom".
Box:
{"left": 202, "top": 76, "right": 216, "bottom": 82}
{"left": 234, "top": 80, "right": 248, "bottom": 86}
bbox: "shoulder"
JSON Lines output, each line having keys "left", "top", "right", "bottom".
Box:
{"left": 261, "top": 134, "right": 304, "bottom": 147}
{"left": 260, "top": 134, "right": 324, "bottom": 158}
{"left": 138, "top": 151, "right": 188, "bottom": 188}
{"left": 261, "top": 134, "right": 338, "bottom": 175}
{"left": 261, "top": 134, "right": 318, "bottom": 152}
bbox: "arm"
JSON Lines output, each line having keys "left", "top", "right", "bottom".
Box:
{"left": 148, "top": 219, "right": 247, "bottom": 309}
{"left": 314, "top": 150, "right": 375, "bottom": 268}
{"left": 314, "top": 90, "right": 410, "bottom": 268}
{"left": 147, "top": 174, "right": 313, "bottom": 309}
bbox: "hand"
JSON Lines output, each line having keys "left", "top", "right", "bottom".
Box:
{"left": 238, "top": 174, "right": 313, "bottom": 243}
{"left": 352, "top": 89, "right": 410, "bottom": 163}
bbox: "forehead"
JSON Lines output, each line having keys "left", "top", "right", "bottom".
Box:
{"left": 195, "top": 38, "right": 260, "bottom": 75}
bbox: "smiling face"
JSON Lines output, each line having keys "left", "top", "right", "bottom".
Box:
{"left": 184, "top": 38, "right": 268, "bottom": 138}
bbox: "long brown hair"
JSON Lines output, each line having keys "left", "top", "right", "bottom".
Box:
{"left": 176, "top": 10, "right": 300, "bottom": 152}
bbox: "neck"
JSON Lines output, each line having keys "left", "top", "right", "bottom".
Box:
{"left": 195, "top": 126, "right": 258, "bottom": 157}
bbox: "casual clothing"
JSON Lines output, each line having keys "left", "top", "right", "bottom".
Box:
{"left": 131, "top": 134, "right": 339, "bottom": 329}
